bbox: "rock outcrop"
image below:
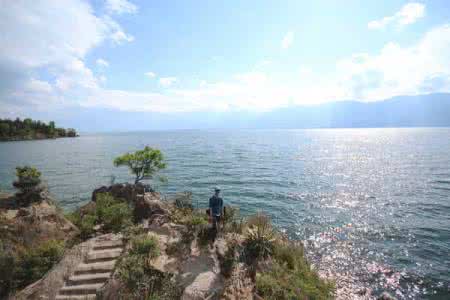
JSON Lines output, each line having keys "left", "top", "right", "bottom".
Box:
{"left": 0, "top": 190, "right": 78, "bottom": 250}
{"left": 91, "top": 183, "right": 152, "bottom": 203}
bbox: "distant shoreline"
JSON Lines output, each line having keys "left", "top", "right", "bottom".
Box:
{"left": 0, "top": 118, "right": 78, "bottom": 142}
{"left": 0, "top": 135, "right": 79, "bottom": 142}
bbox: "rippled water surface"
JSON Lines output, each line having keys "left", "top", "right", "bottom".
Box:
{"left": 1, "top": 128, "right": 449, "bottom": 298}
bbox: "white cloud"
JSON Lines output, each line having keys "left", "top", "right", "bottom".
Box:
{"left": 145, "top": 72, "right": 156, "bottom": 78}
{"left": 96, "top": 58, "right": 109, "bottom": 67}
{"left": 281, "top": 31, "right": 294, "bottom": 49}
{"left": 368, "top": 2, "right": 425, "bottom": 30}
{"left": 102, "top": 16, "right": 134, "bottom": 44}
{"left": 159, "top": 77, "right": 177, "bottom": 87}
{"left": 0, "top": 0, "right": 134, "bottom": 113}
{"left": 0, "top": 0, "right": 449, "bottom": 116}
{"left": 105, "top": 0, "right": 138, "bottom": 15}
{"left": 335, "top": 24, "right": 450, "bottom": 100}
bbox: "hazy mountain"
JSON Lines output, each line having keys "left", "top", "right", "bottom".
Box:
{"left": 253, "top": 93, "right": 450, "bottom": 129}
{"left": 35, "top": 93, "right": 450, "bottom": 132}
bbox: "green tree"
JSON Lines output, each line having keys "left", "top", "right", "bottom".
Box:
{"left": 13, "top": 166, "right": 41, "bottom": 193}
{"left": 114, "top": 146, "right": 166, "bottom": 184}
{"left": 0, "top": 123, "right": 10, "bottom": 137}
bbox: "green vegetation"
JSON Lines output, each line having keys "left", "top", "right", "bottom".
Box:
{"left": 243, "top": 213, "right": 276, "bottom": 262}
{"left": 0, "top": 240, "right": 64, "bottom": 298}
{"left": 117, "top": 232, "right": 181, "bottom": 299}
{"left": 13, "top": 166, "right": 44, "bottom": 206}
{"left": 219, "top": 239, "right": 238, "bottom": 278}
{"left": 0, "top": 118, "right": 77, "bottom": 141}
{"left": 241, "top": 215, "right": 335, "bottom": 299}
{"left": 96, "top": 193, "right": 133, "bottom": 232}
{"left": 66, "top": 193, "right": 133, "bottom": 239}
{"left": 13, "top": 166, "right": 41, "bottom": 192}
{"left": 168, "top": 203, "right": 334, "bottom": 299}
{"left": 129, "top": 234, "right": 160, "bottom": 258}
{"left": 114, "top": 146, "right": 166, "bottom": 184}
{"left": 256, "top": 249, "right": 335, "bottom": 300}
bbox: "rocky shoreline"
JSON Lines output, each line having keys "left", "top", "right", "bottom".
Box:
{"left": 1, "top": 179, "right": 399, "bottom": 300}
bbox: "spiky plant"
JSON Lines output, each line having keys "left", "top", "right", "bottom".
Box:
{"left": 244, "top": 213, "right": 276, "bottom": 261}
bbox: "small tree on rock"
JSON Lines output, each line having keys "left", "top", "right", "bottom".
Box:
{"left": 114, "top": 146, "right": 166, "bottom": 185}
{"left": 13, "top": 166, "right": 44, "bottom": 206}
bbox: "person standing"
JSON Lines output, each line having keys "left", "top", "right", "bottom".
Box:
{"left": 209, "top": 187, "right": 224, "bottom": 231}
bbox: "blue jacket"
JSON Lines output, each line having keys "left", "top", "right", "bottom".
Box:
{"left": 209, "top": 195, "right": 223, "bottom": 216}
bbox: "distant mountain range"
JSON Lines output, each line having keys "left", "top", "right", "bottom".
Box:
{"left": 252, "top": 93, "right": 450, "bottom": 129}
{"left": 35, "top": 93, "right": 450, "bottom": 131}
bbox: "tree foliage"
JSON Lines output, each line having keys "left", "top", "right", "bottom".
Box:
{"left": 0, "top": 117, "right": 77, "bottom": 141}
{"left": 114, "top": 146, "right": 166, "bottom": 184}
{"left": 13, "top": 166, "right": 42, "bottom": 195}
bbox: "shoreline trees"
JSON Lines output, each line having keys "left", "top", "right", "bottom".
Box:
{"left": 0, "top": 118, "right": 78, "bottom": 141}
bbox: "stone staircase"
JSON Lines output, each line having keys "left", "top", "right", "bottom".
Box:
{"left": 55, "top": 234, "right": 124, "bottom": 300}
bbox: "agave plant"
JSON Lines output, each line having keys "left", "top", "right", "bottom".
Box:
{"left": 244, "top": 213, "right": 277, "bottom": 261}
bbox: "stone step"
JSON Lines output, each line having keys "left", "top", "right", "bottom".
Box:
{"left": 68, "top": 272, "right": 111, "bottom": 285}
{"left": 92, "top": 239, "right": 123, "bottom": 250}
{"left": 59, "top": 283, "right": 103, "bottom": 295}
{"left": 55, "top": 294, "right": 97, "bottom": 300}
{"left": 86, "top": 249, "right": 122, "bottom": 263}
{"left": 74, "top": 261, "right": 116, "bottom": 275}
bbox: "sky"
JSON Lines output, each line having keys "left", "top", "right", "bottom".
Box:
{"left": 1, "top": 0, "right": 450, "bottom": 128}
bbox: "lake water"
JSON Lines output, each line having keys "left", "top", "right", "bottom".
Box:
{"left": 0, "top": 128, "right": 449, "bottom": 298}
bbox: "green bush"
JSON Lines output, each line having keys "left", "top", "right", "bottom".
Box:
{"left": 117, "top": 245, "right": 180, "bottom": 299}
{"left": 100, "top": 201, "right": 132, "bottom": 232}
{"left": 15, "top": 166, "right": 41, "bottom": 183}
{"left": 256, "top": 242, "right": 335, "bottom": 300}
{"left": 79, "top": 214, "right": 97, "bottom": 239}
{"left": 273, "top": 242, "right": 305, "bottom": 270}
{"left": 13, "top": 240, "right": 64, "bottom": 290}
{"left": 186, "top": 214, "right": 208, "bottom": 227}
{"left": 222, "top": 205, "right": 238, "bottom": 226}
{"left": 243, "top": 213, "right": 276, "bottom": 262}
{"left": 130, "top": 234, "right": 160, "bottom": 259}
{"left": 118, "top": 255, "right": 147, "bottom": 292}
{"left": 219, "top": 241, "right": 238, "bottom": 278}
{"left": 65, "top": 193, "right": 133, "bottom": 239}
{"left": 0, "top": 242, "right": 15, "bottom": 298}
{"left": 96, "top": 193, "right": 132, "bottom": 232}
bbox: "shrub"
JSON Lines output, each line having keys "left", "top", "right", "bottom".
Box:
{"left": 117, "top": 255, "right": 147, "bottom": 292}
{"left": 16, "top": 166, "right": 41, "bottom": 182}
{"left": 0, "top": 242, "right": 15, "bottom": 298}
{"left": 66, "top": 193, "right": 133, "bottom": 239}
{"left": 186, "top": 213, "right": 208, "bottom": 227}
{"left": 117, "top": 247, "right": 181, "bottom": 299}
{"left": 222, "top": 205, "right": 239, "bottom": 226}
{"left": 182, "top": 212, "right": 214, "bottom": 248}
{"left": 101, "top": 202, "right": 132, "bottom": 232}
{"left": 122, "top": 224, "right": 146, "bottom": 241}
{"left": 256, "top": 242, "right": 335, "bottom": 300}
{"left": 130, "top": 234, "right": 160, "bottom": 259}
{"left": 13, "top": 240, "right": 64, "bottom": 290}
{"left": 196, "top": 223, "right": 215, "bottom": 248}
{"left": 79, "top": 214, "right": 97, "bottom": 239}
{"left": 220, "top": 240, "right": 238, "bottom": 278}
{"left": 96, "top": 193, "right": 132, "bottom": 233}
{"left": 273, "top": 242, "right": 305, "bottom": 270}
{"left": 243, "top": 213, "right": 276, "bottom": 262}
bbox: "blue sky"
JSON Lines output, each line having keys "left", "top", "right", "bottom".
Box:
{"left": 1, "top": 0, "right": 450, "bottom": 126}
